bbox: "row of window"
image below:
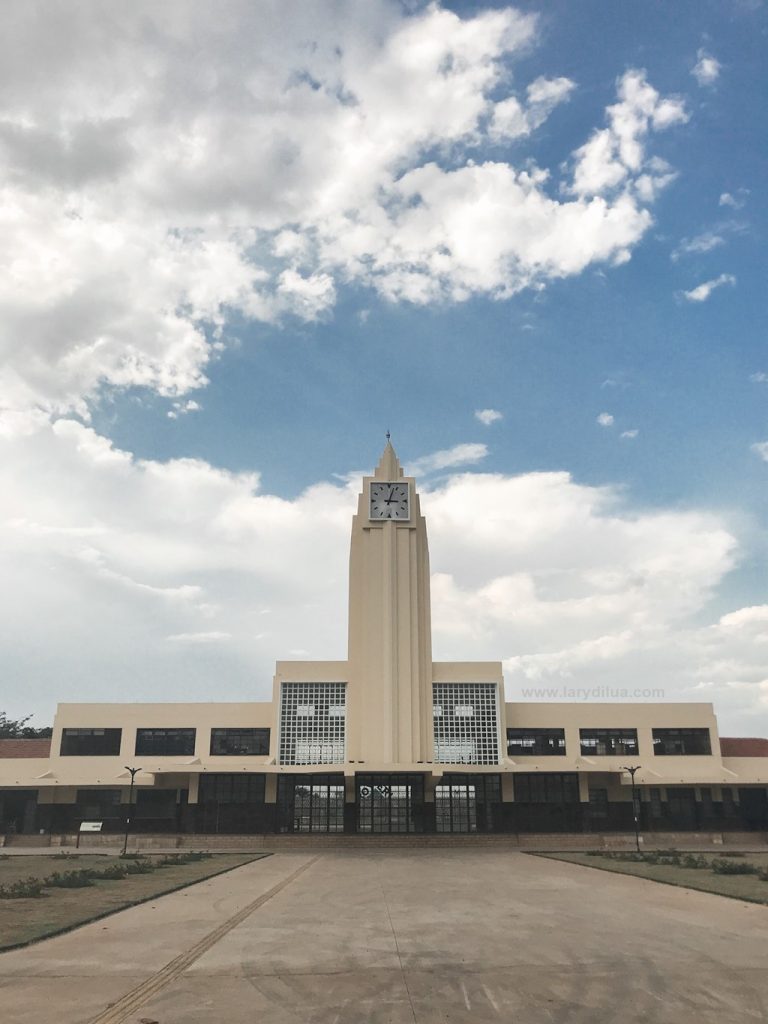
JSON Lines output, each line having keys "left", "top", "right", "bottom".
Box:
{"left": 60, "top": 727, "right": 271, "bottom": 757}
{"left": 506, "top": 727, "right": 712, "bottom": 757}
{"left": 585, "top": 786, "right": 740, "bottom": 818}
{"left": 59, "top": 724, "right": 714, "bottom": 760}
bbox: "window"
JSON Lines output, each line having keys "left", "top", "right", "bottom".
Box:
{"left": 588, "top": 788, "right": 609, "bottom": 817}
{"left": 357, "top": 773, "right": 425, "bottom": 833}
{"left": 579, "top": 728, "right": 638, "bottom": 756}
{"left": 433, "top": 683, "right": 499, "bottom": 765}
{"left": 649, "top": 787, "right": 663, "bottom": 818}
{"left": 514, "top": 773, "right": 579, "bottom": 804}
{"left": 76, "top": 789, "right": 121, "bottom": 817}
{"left": 135, "top": 789, "right": 178, "bottom": 819}
{"left": 199, "top": 774, "right": 266, "bottom": 805}
{"left": 278, "top": 774, "right": 344, "bottom": 833}
{"left": 507, "top": 728, "right": 566, "bottom": 757}
{"left": 721, "top": 787, "right": 737, "bottom": 815}
{"left": 60, "top": 728, "right": 122, "bottom": 756}
{"left": 279, "top": 682, "right": 346, "bottom": 765}
{"left": 435, "top": 774, "right": 501, "bottom": 834}
{"left": 210, "top": 728, "right": 270, "bottom": 756}
{"left": 652, "top": 728, "right": 711, "bottom": 756}
{"left": 135, "top": 728, "right": 196, "bottom": 757}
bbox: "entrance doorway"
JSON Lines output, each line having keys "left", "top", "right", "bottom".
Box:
{"left": 277, "top": 774, "right": 345, "bottom": 832}
{"left": 435, "top": 774, "right": 501, "bottom": 833}
{"left": 0, "top": 790, "right": 38, "bottom": 835}
{"left": 356, "top": 773, "right": 425, "bottom": 833}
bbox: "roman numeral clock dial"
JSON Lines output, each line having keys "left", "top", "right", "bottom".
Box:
{"left": 369, "top": 482, "right": 410, "bottom": 521}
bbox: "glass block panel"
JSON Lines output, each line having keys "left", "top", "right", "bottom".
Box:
{"left": 432, "top": 683, "right": 500, "bottom": 765}
{"left": 278, "top": 682, "right": 346, "bottom": 765}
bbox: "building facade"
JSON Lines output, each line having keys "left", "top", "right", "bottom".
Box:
{"left": 2, "top": 441, "right": 768, "bottom": 837}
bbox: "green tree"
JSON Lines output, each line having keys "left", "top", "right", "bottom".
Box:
{"left": 0, "top": 712, "right": 52, "bottom": 739}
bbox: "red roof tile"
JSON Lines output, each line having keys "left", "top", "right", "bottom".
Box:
{"left": 0, "top": 738, "right": 52, "bottom": 759}
{"left": 720, "top": 737, "right": 768, "bottom": 757}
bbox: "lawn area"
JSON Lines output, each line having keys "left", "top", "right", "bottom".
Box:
{"left": 535, "top": 850, "right": 768, "bottom": 906}
{"left": 0, "top": 852, "right": 267, "bottom": 950}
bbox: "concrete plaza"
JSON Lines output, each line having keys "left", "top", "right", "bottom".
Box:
{"left": 1, "top": 849, "right": 768, "bottom": 1023}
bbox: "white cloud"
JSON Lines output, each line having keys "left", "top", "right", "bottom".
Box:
{"left": 489, "top": 75, "right": 575, "bottom": 139}
{"left": 0, "top": 6, "right": 689, "bottom": 418}
{"left": 671, "top": 231, "right": 725, "bottom": 261}
{"left": 168, "top": 399, "right": 201, "bottom": 420}
{"left": 475, "top": 408, "right": 503, "bottom": 426}
{"left": 3, "top": 419, "right": 767, "bottom": 731}
{"left": 750, "top": 372, "right": 768, "bottom": 384}
{"left": 682, "top": 273, "right": 736, "bottom": 302}
{"left": 596, "top": 412, "right": 614, "bottom": 427}
{"left": 719, "top": 190, "right": 749, "bottom": 210}
{"left": 166, "top": 631, "right": 232, "bottom": 643}
{"left": 751, "top": 442, "right": 768, "bottom": 463}
{"left": 407, "top": 443, "right": 489, "bottom": 476}
{"left": 691, "top": 49, "right": 721, "bottom": 87}
{"left": 570, "top": 69, "right": 687, "bottom": 198}
{"left": 620, "top": 429, "right": 639, "bottom": 439}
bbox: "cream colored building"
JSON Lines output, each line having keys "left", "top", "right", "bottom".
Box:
{"left": 2, "top": 441, "right": 768, "bottom": 837}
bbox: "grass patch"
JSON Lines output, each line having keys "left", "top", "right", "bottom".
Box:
{"left": 0, "top": 853, "right": 268, "bottom": 950}
{"left": 534, "top": 850, "right": 768, "bottom": 906}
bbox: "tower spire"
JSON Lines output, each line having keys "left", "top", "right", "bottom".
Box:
{"left": 374, "top": 436, "right": 403, "bottom": 480}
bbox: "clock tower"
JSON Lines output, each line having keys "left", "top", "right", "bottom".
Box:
{"left": 346, "top": 439, "right": 433, "bottom": 764}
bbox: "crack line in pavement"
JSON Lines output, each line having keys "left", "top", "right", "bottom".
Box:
{"left": 378, "top": 858, "right": 418, "bottom": 1024}
{"left": 87, "top": 855, "right": 320, "bottom": 1024}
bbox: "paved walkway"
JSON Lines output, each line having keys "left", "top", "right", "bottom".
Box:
{"left": 2, "top": 850, "right": 768, "bottom": 1023}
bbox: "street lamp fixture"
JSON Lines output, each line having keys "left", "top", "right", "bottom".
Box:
{"left": 122, "top": 766, "right": 142, "bottom": 856}
{"left": 622, "top": 765, "right": 641, "bottom": 853}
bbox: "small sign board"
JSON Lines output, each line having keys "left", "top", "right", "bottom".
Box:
{"left": 79, "top": 821, "right": 103, "bottom": 833}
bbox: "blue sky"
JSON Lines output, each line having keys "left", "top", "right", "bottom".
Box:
{"left": 1, "top": 1, "right": 766, "bottom": 731}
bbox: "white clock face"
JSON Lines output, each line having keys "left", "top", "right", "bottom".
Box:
{"left": 370, "top": 481, "right": 410, "bottom": 520}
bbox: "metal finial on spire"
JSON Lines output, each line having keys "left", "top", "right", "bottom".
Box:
{"left": 385, "top": 430, "right": 391, "bottom": 442}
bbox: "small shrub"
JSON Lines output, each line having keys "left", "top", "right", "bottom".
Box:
{"left": 156, "top": 854, "right": 190, "bottom": 867}
{"left": 719, "top": 851, "right": 745, "bottom": 858}
{"left": 682, "top": 854, "right": 708, "bottom": 869}
{"left": 45, "top": 870, "right": 95, "bottom": 888}
{"left": 0, "top": 877, "right": 46, "bottom": 899}
{"left": 92, "top": 864, "right": 129, "bottom": 881}
{"left": 758, "top": 869, "right": 768, "bottom": 882}
{"left": 124, "top": 860, "right": 155, "bottom": 874}
{"left": 181, "top": 851, "right": 211, "bottom": 861}
{"left": 711, "top": 858, "right": 758, "bottom": 875}
{"left": 54, "top": 851, "right": 78, "bottom": 860}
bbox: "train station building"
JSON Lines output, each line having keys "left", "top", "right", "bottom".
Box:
{"left": 2, "top": 440, "right": 768, "bottom": 838}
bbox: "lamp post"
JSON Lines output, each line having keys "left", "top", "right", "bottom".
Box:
{"left": 622, "top": 765, "right": 641, "bottom": 852}
{"left": 122, "top": 767, "right": 141, "bottom": 856}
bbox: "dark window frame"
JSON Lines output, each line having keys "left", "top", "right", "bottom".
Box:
{"left": 60, "top": 728, "right": 122, "bottom": 756}
{"left": 579, "top": 728, "right": 639, "bottom": 757}
{"left": 588, "top": 788, "right": 609, "bottom": 817}
{"left": 135, "top": 728, "right": 196, "bottom": 757}
{"left": 652, "top": 728, "right": 712, "bottom": 756}
{"left": 210, "top": 728, "right": 270, "bottom": 756}
{"left": 514, "top": 773, "right": 579, "bottom": 804}
{"left": 506, "top": 728, "right": 566, "bottom": 756}
{"left": 76, "top": 788, "right": 122, "bottom": 817}
{"left": 199, "top": 773, "right": 267, "bottom": 805}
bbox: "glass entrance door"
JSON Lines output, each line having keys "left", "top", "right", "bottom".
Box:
{"left": 435, "top": 774, "right": 501, "bottom": 833}
{"left": 277, "top": 774, "right": 345, "bottom": 832}
{"left": 356, "top": 773, "right": 425, "bottom": 833}
{"left": 436, "top": 782, "right": 477, "bottom": 832}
